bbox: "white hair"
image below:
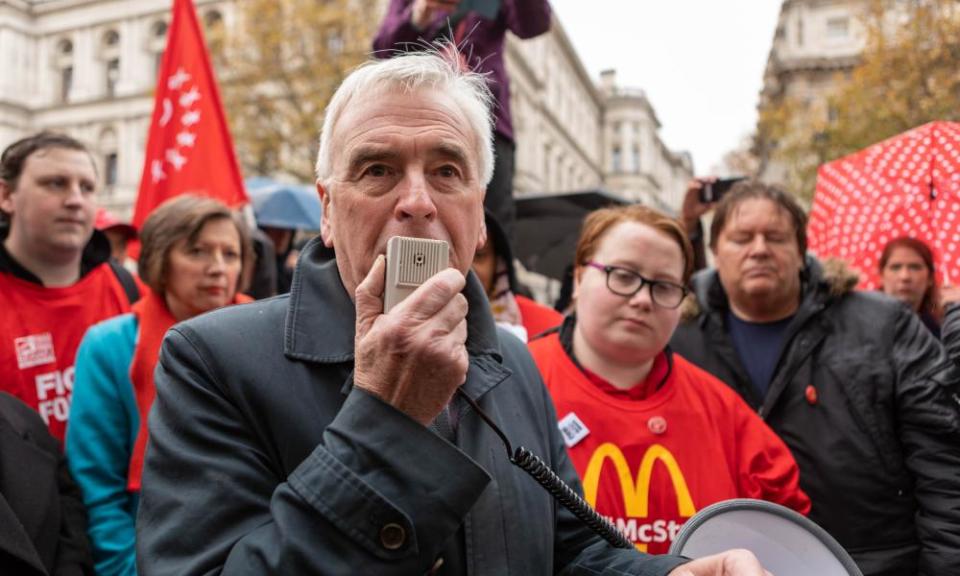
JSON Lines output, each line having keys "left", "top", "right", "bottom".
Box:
{"left": 314, "top": 51, "right": 495, "bottom": 189}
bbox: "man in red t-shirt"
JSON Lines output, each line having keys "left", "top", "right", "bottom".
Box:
{"left": 0, "top": 132, "right": 137, "bottom": 441}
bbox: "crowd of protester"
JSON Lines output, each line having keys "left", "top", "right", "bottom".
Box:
{"left": 1, "top": 2, "right": 959, "bottom": 575}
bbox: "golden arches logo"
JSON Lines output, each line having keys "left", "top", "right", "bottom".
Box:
{"left": 582, "top": 443, "right": 696, "bottom": 551}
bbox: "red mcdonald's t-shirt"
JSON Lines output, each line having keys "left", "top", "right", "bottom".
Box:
{"left": 529, "top": 333, "right": 810, "bottom": 554}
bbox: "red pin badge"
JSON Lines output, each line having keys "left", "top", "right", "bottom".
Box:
{"left": 648, "top": 416, "right": 667, "bottom": 435}
{"left": 805, "top": 385, "right": 818, "bottom": 406}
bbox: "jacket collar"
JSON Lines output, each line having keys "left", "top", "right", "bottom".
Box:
{"left": 284, "top": 238, "right": 503, "bottom": 366}
{"left": 690, "top": 254, "right": 834, "bottom": 320}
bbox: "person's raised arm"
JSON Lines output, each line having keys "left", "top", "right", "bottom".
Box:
{"left": 502, "top": 0, "right": 552, "bottom": 39}
{"left": 681, "top": 179, "right": 717, "bottom": 275}
{"left": 373, "top": 0, "right": 461, "bottom": 54}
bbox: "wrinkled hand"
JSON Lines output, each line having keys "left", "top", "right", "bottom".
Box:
{"left": 354, "top": 255, "right": 469, "bottom": 426}
{"left": 412, "top": 0, "right": 462, "bottom": 29}
{"left": 668, "top": 549, "right": 771, "bottom": 576}
{"left": 681, "top": 178, "right": 717, "bottom": 234}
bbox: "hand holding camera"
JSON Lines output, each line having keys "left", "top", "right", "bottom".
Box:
{"left": 681, "top": 177, "right": 745, "bottom": 233}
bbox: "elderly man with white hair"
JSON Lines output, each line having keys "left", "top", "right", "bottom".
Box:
{"left": 135, "top": 52, "right": 765, "bottom": 576}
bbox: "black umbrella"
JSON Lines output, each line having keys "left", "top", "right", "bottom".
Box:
{"left": 514, "top": 190, "right": 631, "bottom": 281}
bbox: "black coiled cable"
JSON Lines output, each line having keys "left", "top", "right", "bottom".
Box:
{"left": 455, "top": 389, "right": 634, "bottom": 550}
{"left": 511, "top": 445, "right": 635, "bottom": 549}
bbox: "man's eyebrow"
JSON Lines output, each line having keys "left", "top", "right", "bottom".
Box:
{"left": 431, "top": 142, "right": 470, "bottom": 166}
{"left": 346, "top": 147, "right": 400, "bottom": 172}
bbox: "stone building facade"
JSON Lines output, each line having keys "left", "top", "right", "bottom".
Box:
{"left": 1, "top": 0, "right": 691, "bottom": 219}
{"left": 0, "top": 0, "right": 233, "bottom": 215}
{"left": 505, "top": 24, "right": 692, "bottom": 213}
{"left": 757, "top": 0, "right": 867, "bottom": 183}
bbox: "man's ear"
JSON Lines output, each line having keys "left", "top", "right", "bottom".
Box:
{"left": 476, "top": 214, "right": 487, "bottom": 253}
{"left": 317, "top": 181, "right": 334, "bottom": 248}
{"left": 0, "top": 180, "right": 15, "bottom": 216}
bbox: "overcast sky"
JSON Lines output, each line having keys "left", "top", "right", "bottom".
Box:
{"left": 548, "top": 0, "right": 783, "bottom": 174}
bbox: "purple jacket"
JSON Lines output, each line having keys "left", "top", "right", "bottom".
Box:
{"left": 373, "top": 0, "right": 552, "bottom": 143}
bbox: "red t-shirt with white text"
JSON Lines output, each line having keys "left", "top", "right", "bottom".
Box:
{"left": 0, "top": 265, "right": 131, "bottom": 441}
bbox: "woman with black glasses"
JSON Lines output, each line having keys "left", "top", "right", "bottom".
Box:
{"left": 528, "top": 205, "right": 810, "bottom": 554}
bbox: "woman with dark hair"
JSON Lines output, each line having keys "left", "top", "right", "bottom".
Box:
{"left": 65, "top": 195, "right": 253, "bottom": 576}
{"left": 528, "top": 204, "right": 809, "bottom": 554}
{"left": 879, "top": 236, "right": 942, "bottom": 337}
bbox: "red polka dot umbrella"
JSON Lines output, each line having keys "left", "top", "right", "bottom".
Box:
{"left": 808, "top": 121, "right": 960, "bottom": 289}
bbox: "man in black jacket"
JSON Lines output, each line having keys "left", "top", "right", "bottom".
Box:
{"left": 0, "top": 391, "right": 93, "bottom": 575}
{"left": 671, "top": 180, "right": 960, "bottom": 576}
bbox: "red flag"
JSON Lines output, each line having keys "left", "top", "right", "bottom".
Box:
{"left": 133, "top": 0, "right": 246, "bottom": 232}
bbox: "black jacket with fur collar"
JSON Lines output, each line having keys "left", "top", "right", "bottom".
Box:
{"left": 671, "top": 256, "right": 960, "bottom": 576}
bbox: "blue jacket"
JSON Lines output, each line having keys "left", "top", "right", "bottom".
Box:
{"left": 66, "top": 314, "right": 140, "bottom": 576}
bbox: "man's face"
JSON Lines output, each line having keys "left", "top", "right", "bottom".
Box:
{"left": 0, "top": 147, "right": 98, "bottom": 261}
{"left": 713, "top": 198, "right": 803, "bottom": 310}
{"left": 318, "top": 88, "right": 487, "bottom": 296}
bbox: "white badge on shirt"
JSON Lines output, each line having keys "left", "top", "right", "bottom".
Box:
{"left": 558, "top": 412, "right": 590, "bottom": 448}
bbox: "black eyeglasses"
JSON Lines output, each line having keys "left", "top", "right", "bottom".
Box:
{"left": 584, "top": 262, "right": 688, "bottom": 309}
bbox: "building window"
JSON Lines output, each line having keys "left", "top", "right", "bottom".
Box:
{"left": 100, "top": 129, "right": 118, "bottom": 194}
{"left": 612, "top": 147, "right": 622, "bottom": 173}
{"left": 152, "top": 20, "right": 168, "bottom": 38}
{"left": 105, "top": 153, "right": 118, "bottom": 188}
{"left": 632, "top": 146, "right": 641, "bottom": 173}
{"left": 797, "top": 18, "right": 804, "bottom": 46}
{"left": 61, "top": 66, "right": 73, "bottom": 102}
{"left": 826, "top": 17, "right": 849, "bottom": 39}
{"left": 55, "top": 39, "right": 74, "bottom": 102}
{"left": 100, "top": 30, "right": 121, "bottom": 98}
{"left": 104, "top": 29, "right": 119, "bottom": 47}
{"left": 149, "top": 21, "right": 169, "bottom": 80}
{"left": 106, "top": 59, "right": 120, "bottom": 97}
